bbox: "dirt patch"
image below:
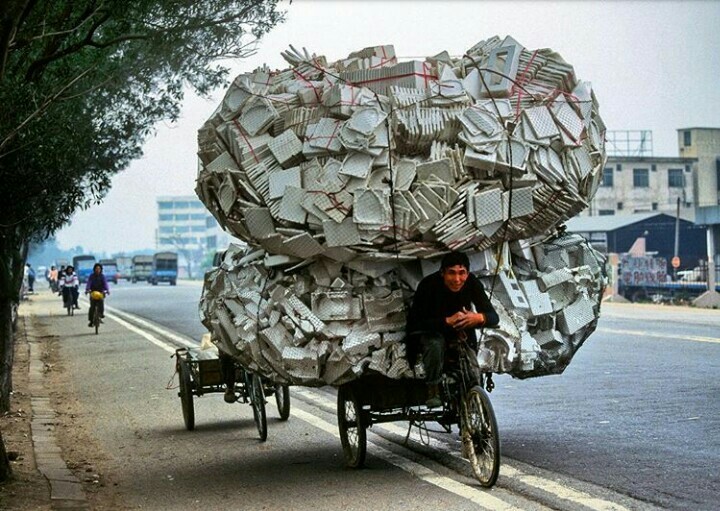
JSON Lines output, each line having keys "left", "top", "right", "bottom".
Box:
{"left": 0, "top": 316, "right": 51, "bottom": 510}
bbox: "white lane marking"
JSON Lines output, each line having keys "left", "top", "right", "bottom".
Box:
{"left": 598, "top": 327, "right": 720, "bottom": 345}
{"left": 501, "top": 468, "right": 630, "bottom": 511}
{"left": 104, "top": 313, "right": 176, "bottom": 354}
{"left": 104, "top": 305, "right": 197, "bottom": 348}
{"left": 295, "top": 388, "right": 631, "bottom": 511}
{"left": 292, "top": 407, "right": 522, "bottom": 511}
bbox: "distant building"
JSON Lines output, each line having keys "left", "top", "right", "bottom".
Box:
{"left": 588, "top": 155, "right": 697, "bottom": 220}
{"left": 156, "top": 196, "right": 209, "bottom": 251}
{"left": 565, "top": 212, "right": 707, "bottom": 272}
{"left": 156, "top": 195, "right": 237, "bottom": 258}
{"left": 677, "top": 127, "right": 720, "bottom": 283}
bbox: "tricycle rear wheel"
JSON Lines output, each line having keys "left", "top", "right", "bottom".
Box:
{"left": 461, "top": 385, "right": 499, "bottom": 487}
{"left": 178, "top": 359, "right": 195, "bottom": 431}
{"left": 275, "top": 384, "right": 290, "bottom": 421}
{"left": 337, "top": 385, "right": 366, "bottom": 468}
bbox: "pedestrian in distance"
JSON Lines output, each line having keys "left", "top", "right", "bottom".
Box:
{"left": 405, "top": 251, "right": 499, "bottom": 408}
{"left": 26, "top": 263, "right": 36, "bottom": 293}
{"left": 59, "top": 266, "right": 80, "bottom": 310}
{"left": 85, "top": 263, "right": 109, "bottom": 327}
{"left": 48, "top": 266, "right": 59, "bottom": 292}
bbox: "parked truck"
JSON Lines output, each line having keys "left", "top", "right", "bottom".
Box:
{"left": 618, "top": 253, "right": 719, "bottom": 302}
{"left": 72, "top": 255, "right": 96, "bottom": 284}
{"left": 115, "top": 256, "right": 133, "bottom": 280}
{"left": 131, "top": 255, "right": 153, "bottom": 283}
{"left": 99, "top": 258, "right": 119, "bottom": 284}
{"left": 149, "top": 252, "right": 178, "bottom": 286}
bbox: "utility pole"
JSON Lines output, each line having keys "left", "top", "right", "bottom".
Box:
{"left": 674, "top": 197, "right": 680, "bottom": 280}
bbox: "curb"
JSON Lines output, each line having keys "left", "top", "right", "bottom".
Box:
{"left": 26, "top": 315, "right": 89, "bottom": 510}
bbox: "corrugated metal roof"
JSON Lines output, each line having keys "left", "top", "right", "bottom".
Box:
{"left": 564, "top": 212, "right": 669, "bottom": 232}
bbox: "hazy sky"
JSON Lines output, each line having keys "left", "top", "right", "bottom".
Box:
{"left": 55, "top": 0, "right": 720, "bottom": 254}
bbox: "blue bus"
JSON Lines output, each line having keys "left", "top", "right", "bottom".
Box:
{"left": 72, "top": 255, "right": 96, "bottom": 284}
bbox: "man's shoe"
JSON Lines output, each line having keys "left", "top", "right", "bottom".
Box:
{"left": 223, "top": 389, "right": 237, "bottom": 403}
{"left": 88, "top": 322, "right": 93, "bottom": 327}
{"left": 74, "top": 305, "right": 81, "bottom": 310}
{"left": 99, "top": 319, "right": 104, "bottom": 323}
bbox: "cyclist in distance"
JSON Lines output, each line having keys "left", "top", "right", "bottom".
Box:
{"left": 85, "top": 263, "right": 110, "bottom": 327}
{"left": 59, "top": 266, "right": 80, "bottom": 310}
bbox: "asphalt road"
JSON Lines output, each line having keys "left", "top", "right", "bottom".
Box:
{"left": 71, "top": 280, "right": 719, "bottom": 509}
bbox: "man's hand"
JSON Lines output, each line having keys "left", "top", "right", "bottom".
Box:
{"left": 446, "top": 308, "right": 485, "bottom": 330}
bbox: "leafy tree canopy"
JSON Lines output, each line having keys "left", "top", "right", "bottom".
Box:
{"left": 0, "top": 0, "right": 284, "bottom": 250}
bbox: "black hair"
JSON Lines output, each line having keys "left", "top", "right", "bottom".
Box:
{"left": 440, "top": 251, "right": 470, "bottom": 271}
{"left": 93, "top": 263, "right": 103, "bottom": 271}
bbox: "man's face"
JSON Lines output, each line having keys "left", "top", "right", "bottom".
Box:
{"left": 441, "top": 264, "right": 469, "bottom": 293}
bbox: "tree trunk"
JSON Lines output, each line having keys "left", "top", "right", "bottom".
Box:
{"left": 0, "top": 298, "right": 14, "bottom": 412}
{"left": 0, "top": 233, "right": 26, "bottom": 413}
{"left": 0, "top": 426, "right": 11, "bottom": 481}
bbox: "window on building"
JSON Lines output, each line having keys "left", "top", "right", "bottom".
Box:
{"left": 651, "top": 164, "right": 657, "bottom": 172}
{"left": 598, "top": 209, "right": 615, "bottom": 216}
{"left": 159, "top": 226, "right": 173, "bottom": 234}
{"left": 206, "top": 216, "right": 217, "bottom": 228}
{"left": 633, "top": 168, "right": 649, "bottom": 187}
{"left": 601, "top": 168, "right": 613, "bottom": 187}
{"left": 159, "top": 237, "right": 173, "bottom": 245}
{"left": 158, "top": 202, "right": 173, "bottom": 210}
{"left": 175, "top": 226, "right": 190, "bottom": 233}
{"left": 190, "top": 213, "right": 206, "bottom": 220}
{"left": 174, "top": 214, "right": 189, "bottom": 221}
{"left": 174, "top": 201, "right": 190, "bottom": 209}
{"left": 652, "top": 202, "right": 658, "bottom": 211}
{"left": 191, "top": 225, "right": 205, "bottom": 232}
{"left": 683, "top": 130, "right": 692, "bottom": 146}
{"left": 668, "top": 168, "right": 684, "bottom": 188}
{"left": 617, "top": 202, "right": 623, "bottom": 210}
{"left": 192, "top": 200, "right": 204, "bottom": 208}
{"left": 616, "top": 163, "right": 622, "bottom": 171}
{"left": 717, "top": 159, "right": 720, "bottom": 191}
{"left": 158, "top": 214, "right": 173, "bottom": 221}
{"left": 206, "top": 235, "right": 217, "bottom": 249}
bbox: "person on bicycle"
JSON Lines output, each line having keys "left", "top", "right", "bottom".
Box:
{"left": 59, "top": 266, "right": 80, "bottom": 310}
{"left": 406, "top": 251, "right": 499, "bottom": 408}
{"left": 85, "top": 263, "right": 110, "bottom": 327}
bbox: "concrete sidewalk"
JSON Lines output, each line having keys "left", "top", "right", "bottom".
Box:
{"left": 19, "top": 290, "right": 99, "bottom": 510}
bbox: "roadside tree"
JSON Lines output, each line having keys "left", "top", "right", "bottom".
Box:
{"left": 0, "top": 0, "right": 284, "bottom": 478}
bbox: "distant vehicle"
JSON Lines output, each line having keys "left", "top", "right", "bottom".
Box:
{"left": 72, "top": 255, "right": 96, "bottom": 284}
{"left": 116, "top": 256, "right": 133, "bottom": 280}
{"left": 99, "top": 258, "right": 119, "bottom": 284}
{"left": 131, "top": 255, "right": 153, "bottom": 283}
{"left": 150, "top": 252, "right": 178, "bottom": 286}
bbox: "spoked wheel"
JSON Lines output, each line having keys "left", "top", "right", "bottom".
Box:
{"left": 178, "top": 359, "right": 195, "bottom": 431}
{"left": 337, "top": 385, "right": 366, "bottom": 468}
{"left": 461, "top": 385, "right": 500, "bottom": 487}
{"left": 275, "top": 384, "right": 290, "bottom": 421}
{"left": 93, "top": 305, "right": 100, "bottom": 335}
{"left": 250, "top": 373, "right": 267, "bottom": 441}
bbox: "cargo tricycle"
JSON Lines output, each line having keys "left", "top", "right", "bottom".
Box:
{"left": 175, "top": 347, "right": 291, "bottom": 441}
{"left": 336, "top": 339, "right": 500, "bottom": 487}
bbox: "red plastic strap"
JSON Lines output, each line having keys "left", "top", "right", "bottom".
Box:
{"left": 293, "top": 68, "right": 321, "bottom": 102}
{"left": 232, "top": 119, "right": 260, "bottom": 164}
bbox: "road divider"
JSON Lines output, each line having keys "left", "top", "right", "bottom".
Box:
{"left": 598, "top": 327, "right": 720, "bottom": 345}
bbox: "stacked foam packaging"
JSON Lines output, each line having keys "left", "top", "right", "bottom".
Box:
{"left": 196, "top": 35, "right": 608, "bottom": 386}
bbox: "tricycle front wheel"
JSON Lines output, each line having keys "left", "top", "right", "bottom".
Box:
{"left": 337, "top": 385, "right": 367, "bottom": 468}
{"left": 275, "top": 384, "right": 290, "bottom": 421}
{"left": 249, "top": 373, "right": 267, "bottom": 442}
{"left": 461, "top": 385, "right": 499, "bottom": 487}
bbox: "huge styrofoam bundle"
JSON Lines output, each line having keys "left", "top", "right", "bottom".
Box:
{"left": 200, "top": 233, "right": 606, "bottom": 385}
{"left": 196, "top": 36, "right": 608, "bottom": 385}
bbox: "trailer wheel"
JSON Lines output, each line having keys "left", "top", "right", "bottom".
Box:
{"left": 178, "top": 360, "right": 195, "bottom": 431}
{"left": 337, "top": 385, "right": 366, "bottom": 468}
{"left": 461, "top": 385, "right": 499, "bottom": 487}
{"left": 250, "top": 373, "right": 267, "bottom": 442}
{"left": 275, "top": 384, "right": 290, "bottom": 421}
